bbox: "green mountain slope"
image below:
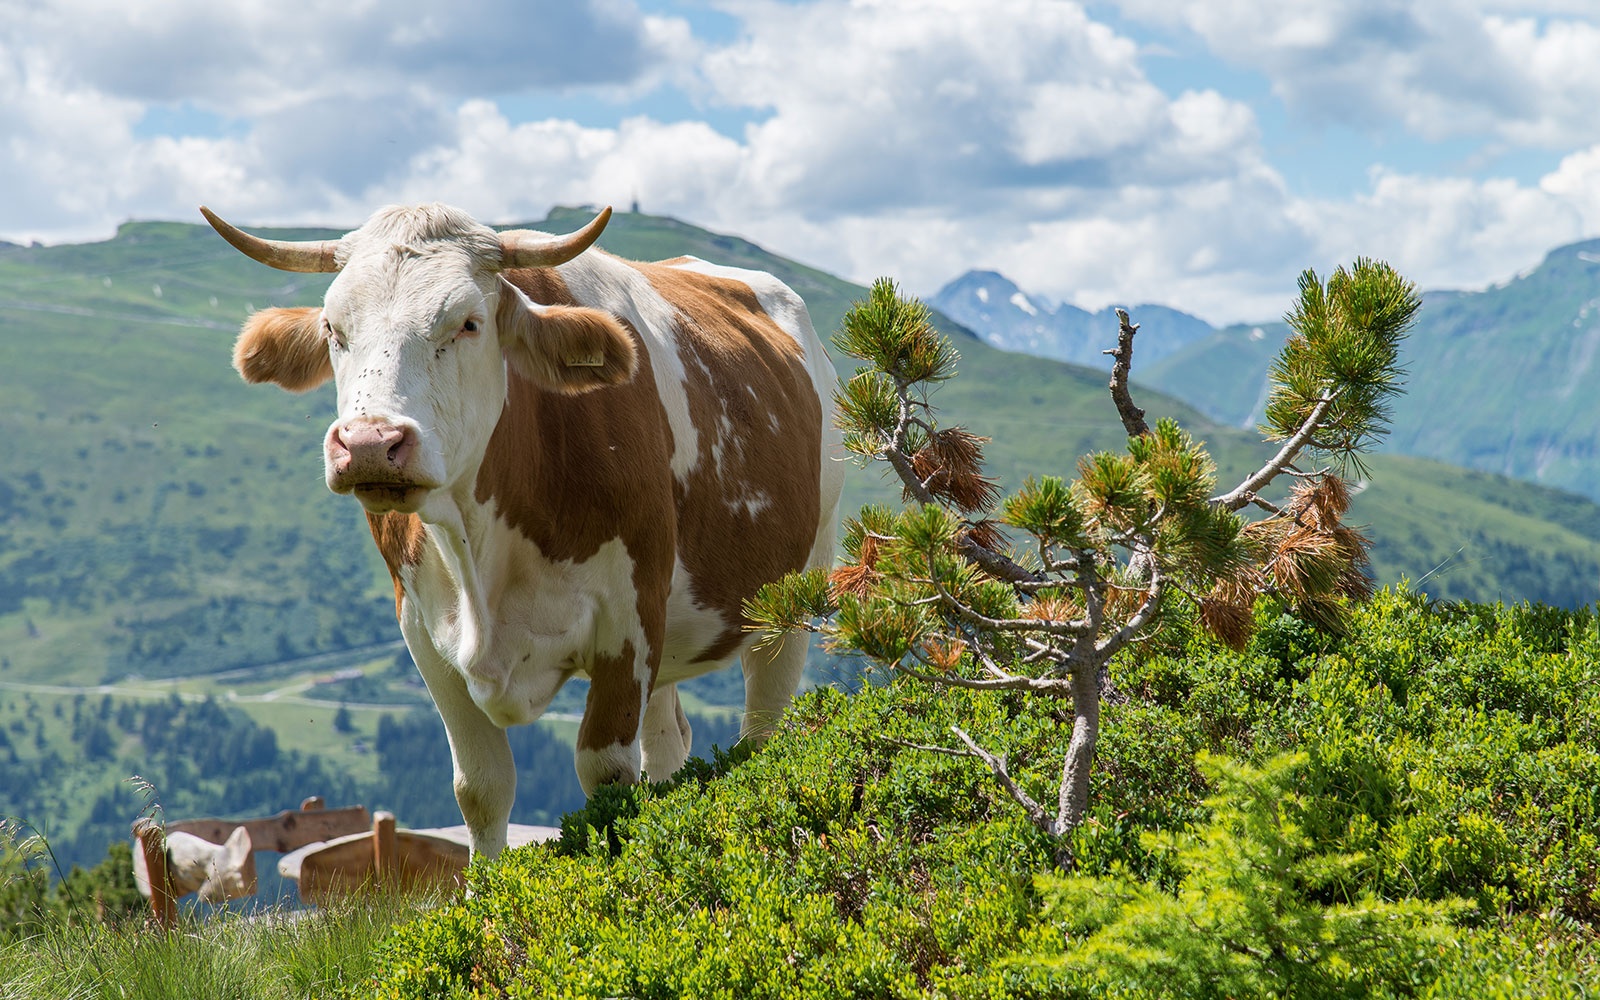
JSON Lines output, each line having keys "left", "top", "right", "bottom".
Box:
{"left": 1140, "top": 320, "right": 1291, "bottom": 428}
{"left": 3, "top": 210, "right": 1599, "bottom": 698}
{"left": 1139, "top": 240, "right": 1600, "bottom": 505}
{"left": 1386, "top": 246, "right": 1600, "bottom": 498}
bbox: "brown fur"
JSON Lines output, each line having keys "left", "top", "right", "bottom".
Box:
{"left": 366, "top": 511, "right": 426, "bottom": 615}
{"left": 640, "top": 264, "right": 824, "bottom": 661}
{"left": 234, "top": 307, "right": 332, "bottom": 391}
{"left": 478, "top": 270, "right": 675, "bottom": 750}
{"left": 579, "top": 641, "right": 643, "bottom": 766}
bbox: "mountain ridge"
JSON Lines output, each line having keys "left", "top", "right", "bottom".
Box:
{"left": 1, "top": 209, "right": 1597, "bottom": 700}
{"left": 941, "top": 239, "right": 1600, "bottom": 507}
{"left": 930, "top": 268, "right": 1215, "bottom": 369}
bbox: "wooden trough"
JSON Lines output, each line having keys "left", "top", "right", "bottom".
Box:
{"left": 278, "top": 820, "right": 561, "bottom": 906}
{"left": 132, "top": 796, "right": 559, "bottom": 926}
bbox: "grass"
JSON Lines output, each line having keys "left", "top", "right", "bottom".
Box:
{"left": 0, "top": 887, "right": 444, "bottom": 1000}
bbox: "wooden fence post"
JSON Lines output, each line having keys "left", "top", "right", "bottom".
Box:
{"left": 373, "top": 811, "right": 396, "bottom": 887}
{"left": 133, "top": 818, "right": 176, "bottom": 930}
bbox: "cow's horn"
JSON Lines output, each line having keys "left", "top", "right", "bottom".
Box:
{"left": 200, "top": 206, "right": 342, "bottom": 273}
{"left": 499, "top": 206, "right": 612, "bottom": 270}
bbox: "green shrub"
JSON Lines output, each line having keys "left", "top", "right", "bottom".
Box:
{"left": 353, "top": 590, "right": 1600, "bottom": 997}
{"left": 1035, "top": 753, "right": 1471, "bottom": 999}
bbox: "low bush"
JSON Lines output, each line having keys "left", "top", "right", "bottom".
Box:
{"left": 357, "top": 589, "right": 1600, "bottom": 999}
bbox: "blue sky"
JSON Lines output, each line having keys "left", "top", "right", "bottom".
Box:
{"left": 3, "top": 0, "right": 1599, "bottom": 323}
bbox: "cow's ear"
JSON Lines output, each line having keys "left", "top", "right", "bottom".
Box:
{"left": 234, "top": 306, "right": 333, "bottom": 392}
{"left": 497, "top": 277, "right": 638, "bottom": 393}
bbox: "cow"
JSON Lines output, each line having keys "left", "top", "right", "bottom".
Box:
{"left": 202, "top": 203, "right": 843, "bottom": 859}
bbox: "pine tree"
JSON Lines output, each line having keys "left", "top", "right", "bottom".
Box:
{"left": 748, "top": 263, "right": 1419, "bottom": 860}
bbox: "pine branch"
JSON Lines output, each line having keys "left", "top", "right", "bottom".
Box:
{"left": 893, "top": 655, "right": 1074, "bottom": 694}
{"left": 1213, "top": 393, "right": 1338, "bottom": 512}
{"left": 923, "top": 549, "right": 1092, "bottom": 637}
{"left": 1095, "top": 571, "right": 1167, "bottom": 660}
{"left": 879, "top": 391, "right": 1042, "bottom": 586}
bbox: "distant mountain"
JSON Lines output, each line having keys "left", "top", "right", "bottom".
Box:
{"left": 1130, "top": 239, "right": 1600, "bottom": 505}
{"left": 1387, "top": 243, "right": 1600, "bottom": 503}
{"left": 930, "top": 269, "right": 1215, "bottom": 369}
{"left": 13, "top": 210, "right": 1600, "bottom": 883}
{"left": 1141, "top": 321, "right": 1292, "bottom": 428}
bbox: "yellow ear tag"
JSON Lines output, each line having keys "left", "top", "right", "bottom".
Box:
{"left": 565, "top": 352, "right": 606, "bottom": 367}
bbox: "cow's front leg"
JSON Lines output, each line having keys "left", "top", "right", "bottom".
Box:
{"left": 640, "top": 683, "right": 692, "bottom": 782}
{"left": 575, "top": 639, "right": 654, "bottom": 793}
{"left": 409, "top": 634, "right": 516, "bottom": 860}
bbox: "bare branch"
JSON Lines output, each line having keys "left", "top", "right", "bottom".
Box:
{"left": 1104, "top": 308, "right": 1151, "bottom": 438}
{"left": 1095, "top": 571, "right": 1167, "bottom": 660}
{"left": 950, "top": 726, "right": 1055, "bottom": 833}
{"left": 1213, "top": 393, "right": 1338, "bottom": 512}
{"left": 924, "top": 549, "right": 1093, "bottom": 637}
{"left": 893, "top": 657, "right": 1074, "bottom": 694}
{"left": 882, "top": 735, "right": 975, "bottom": 758}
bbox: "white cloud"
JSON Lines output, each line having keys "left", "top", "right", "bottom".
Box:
{"left": 8, "top": 0, "right": 679, "bottom": 115}
{"left": 2, "top": 0, "right": 1600, "bottom": 330}
{"left": 1112, "top": 0, "right": 1600, "bottom": 149}
{"left": 695, "top": 0, "right": 1264, "bottom": 211}
{"left": 1539, "top": 144, "right": 1600, "bottom": 231}
{"left": 390, "top": 102, "right": 746, "bottom": 222}
{"left": 1292, "top": 167, "right": 1586, "bottom": 294}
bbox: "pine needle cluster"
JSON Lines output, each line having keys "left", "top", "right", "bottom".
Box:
{"left": 1264, "top": 259, "right": 1419, "bottom": 473}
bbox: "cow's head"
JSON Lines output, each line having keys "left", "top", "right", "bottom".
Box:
{"left": 204, "top": 203, "right": 637, "bottom": 515}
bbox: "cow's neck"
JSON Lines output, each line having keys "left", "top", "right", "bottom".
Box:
{"left": 414, "top": 485, "right": 499, "bottom": 676}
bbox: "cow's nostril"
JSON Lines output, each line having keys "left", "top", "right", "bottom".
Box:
{"left": 327, "top": 425, "right": 352, "bottom": 465}
{"left": 386, "top": 426, "right": 417, "bottom": 468}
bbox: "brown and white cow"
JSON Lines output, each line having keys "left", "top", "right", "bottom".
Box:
{"left": 203, "top": 203, "right": 842, "bottom": 859}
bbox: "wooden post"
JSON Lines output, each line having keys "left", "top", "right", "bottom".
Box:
{"left": 133, "top": 818, "right": 176, "bottom": 930}
{"left": 373, "top": 811, "right": 396, "bottom": 886}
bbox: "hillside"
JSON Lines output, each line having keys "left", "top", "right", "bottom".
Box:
{"left": 5, "top": 209, "right": 1600, "bottom": 875}
{"left": 5, "top": 593, "right": 1598, "bottom": 995}
{"left": 353, "top": 593, "right": 1600, "bottom": 997}
{"left": 1117, "top": 240, "right": 1600, "bottom": 505}
{"left": 4, "top": 210, "right": 1600, "bottom": 694}
{"left": 1386, "top": 244, "right": 1600, "bottom": 500}
{"left": 1141, "top": 320, "right": 1292, "bottom": 427}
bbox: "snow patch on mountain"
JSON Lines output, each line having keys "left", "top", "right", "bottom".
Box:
{"left": 930, "top": 269, "right": 1216, "bottom": 370}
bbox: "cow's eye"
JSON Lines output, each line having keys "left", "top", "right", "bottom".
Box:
{"left": 322, "top": 318, "right": 345, "bottom": 349}
{"left": 460, "top": 319, "right": 480, "bottom": 338}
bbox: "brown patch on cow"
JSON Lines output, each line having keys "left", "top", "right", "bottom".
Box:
{"left": 639, "top": 264, "right": 824, "bottom": 661}
{"left": 366, "top": 511, "right": 425, "bottom": 616}
{"left": 234, "top": 306, "right": 333, "bottom": 391}
{"left": 576, "top": 641, "right": 642, "bottom": 754}
{"left": 496, "top": 280, "right": 638, "bottom": 393}
{"left": 479, "top": 267, "right": 676, "bottom": 712}
{"left": 471, "top": 259, "right": 822, "bottom": 734}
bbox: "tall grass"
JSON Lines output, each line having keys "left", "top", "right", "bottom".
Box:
{"left": 0, "top": 888, "right": 441, "bottom": 1000}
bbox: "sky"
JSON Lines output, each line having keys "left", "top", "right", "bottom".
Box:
{"left": 3, "top": 0, "right": 1599, "bottom": 325}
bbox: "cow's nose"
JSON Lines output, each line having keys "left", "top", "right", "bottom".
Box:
{"left": 328, "top": 421, "right": 418, "bottom": 475}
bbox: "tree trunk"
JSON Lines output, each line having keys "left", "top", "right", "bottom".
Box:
{"left": 1055, "top": 653, "right": 1102, "bottom": 852}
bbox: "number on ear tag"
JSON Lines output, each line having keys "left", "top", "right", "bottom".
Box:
{"left": 565, "top": 352, "right": 606, "bottom": 367}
